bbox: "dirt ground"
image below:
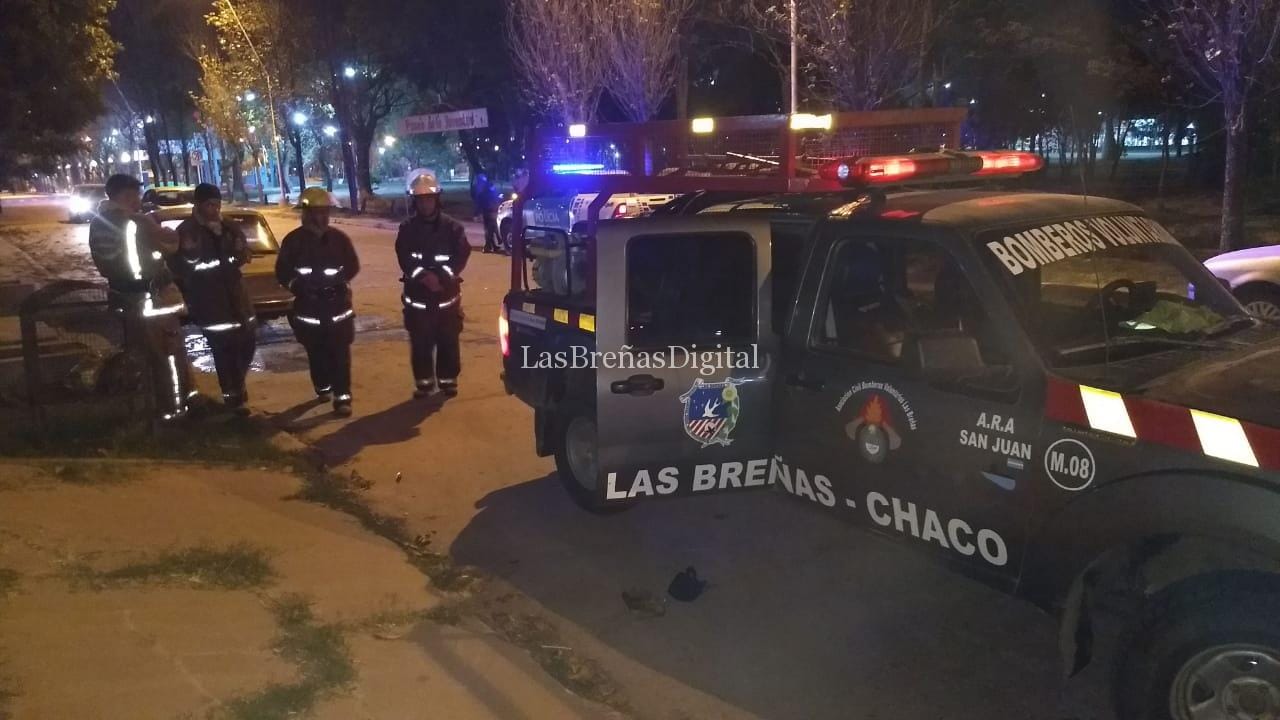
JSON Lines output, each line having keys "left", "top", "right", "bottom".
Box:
{"left": 0, "top": 461, "right": 613, "bottom": 720}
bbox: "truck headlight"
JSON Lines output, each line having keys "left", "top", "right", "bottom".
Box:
{"left": 69, "top": 196, "right": 92, "bottom": 214}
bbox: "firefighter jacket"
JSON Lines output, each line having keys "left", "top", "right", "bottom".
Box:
{"left": 275, "top": 225, "right": 361, "bottom": 323}
{"left": 89, "top": 200, "right": 185, "bottom": 315}
{"left": 172, "top": 216, "right": 255, "bottom": 330}
{"left": 394, "top": 212, "right": 470, "bottom": 312}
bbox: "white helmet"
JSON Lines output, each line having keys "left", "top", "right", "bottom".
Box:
{"left": 407, "top": 170, "right": 441, "bottom": 196}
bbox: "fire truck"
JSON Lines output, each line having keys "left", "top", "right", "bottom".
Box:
{"left": 500, "top": 109, "right": 1280, "bottom": 719}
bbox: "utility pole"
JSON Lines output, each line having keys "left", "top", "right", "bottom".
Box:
{"left": 790, "top": 0, "right": 798, "bottom": 114}
{"left": 223, "top": 0, "right": 290, "bottom": 207}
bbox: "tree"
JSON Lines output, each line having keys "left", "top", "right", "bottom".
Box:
{"left": 1147, "top": 0, "right": 1280, "bottom": 250}
{"left": 731, "top": 0, "right": 951, "bottom": 110}
{"left": 0, "top": 0, "right": 117, "bottom": 183}
{"left": 604, "top": 0, "right": 695, "bottom": 121}
{"left": 193, "top": 50, "right": 252, "bottom": 199}
{"left": 507, "top": 0, "right": 613, "bottom": 123}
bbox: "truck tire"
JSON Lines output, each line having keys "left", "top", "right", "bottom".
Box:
{"left": 553, "top": 405, "right": 630, "bottom": 514}
{"left": 1237, "top": 285, "right": 1280, "bottom": 323}
{"left": 1114, "top": 574, "right": 1280, "bottom": 720}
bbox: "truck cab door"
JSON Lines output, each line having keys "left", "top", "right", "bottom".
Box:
{"left": 773, "top": 229, "right": 1039, "bottom": 589}
{"left": 595, "top": 217, "right": 778, "bottom": 504}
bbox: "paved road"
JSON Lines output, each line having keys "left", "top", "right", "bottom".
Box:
{"left": 1, "top": 196, "right": 1111, "bottom": 720}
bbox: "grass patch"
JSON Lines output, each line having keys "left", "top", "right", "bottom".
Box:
{"left": 0, "top": 569, "right": 18, "bottom": 597}
{"left": 42, "top": 461, "right": 133, "bottom": 486}
{"left": 217, "top": 594, "right": 354, "bottom": 720}
{"left": 486, "top": 611, "right": 627, "bottom": 711}
{"left": 0, "top": 411, "right": 299, "bottom": 470}
{"left": 71, "top": 544, "right": 274, "bottom": 591}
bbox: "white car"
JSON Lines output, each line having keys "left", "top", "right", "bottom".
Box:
{"left": 1204, "top": 245, "right": 1280, "bottom": 321}
{"left": 497, "top": 192, "right": 678, "bottom": 247}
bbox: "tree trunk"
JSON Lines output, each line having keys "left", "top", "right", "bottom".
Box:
{"left": 353, "top": 124, "right": 375, "bottom": 212}
{"left": 314, "top": 130, "right": 334, "bottom": 192}
{"left": 289, "top": 128, "right": 306, "bottom": 193}
{"left": 1158, "top": 112, "right": 1171, "bottom": 212}
{"left": 231, "top": 144, "right": 247, "bottom": 201}
{"left": 1221, "top": 99, "right": 1247, "bottom": 252}
{"left": 459, "top": 130, "right": 486, "bottom": 176}
{"left": 339, "top": 129, "right": 359, "bottom": 211}
{"left": 276, "top": 146, "right": 291, "bottom": 199}
{"left": 143, "top": 124, "right": 165, "bottom": 184}
{"left": 158, "top": 114, "right": 178, "bottom": 184}
{"left": 180, "top": 134, "right": 191, "bottom": 185}
{"left": 1109, "top": 120, "right": 1129, "bottom": 182}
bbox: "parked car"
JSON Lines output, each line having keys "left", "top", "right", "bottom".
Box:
{"left": 1204, "top": 245, "right": 1280, "bottom": 321}
{"left": 67, "top": 184, "right": 106, "bottom": 223}
{"left": 142, "top": 186, "right": 197, "bottom": 213}
{"left": 150, "top": 206, "right": 293, "bottom": 320}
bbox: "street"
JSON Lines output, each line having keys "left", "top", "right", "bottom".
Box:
{"left": 0, "top": 196, "right": 1109, "bottom": 719}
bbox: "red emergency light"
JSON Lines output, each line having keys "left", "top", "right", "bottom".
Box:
{"left": 820, "top": 150, "right": 1042, "bottom": 187}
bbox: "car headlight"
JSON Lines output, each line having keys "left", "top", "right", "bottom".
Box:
{"left": 69, "top": 197, "right": 92, "bottom": 214}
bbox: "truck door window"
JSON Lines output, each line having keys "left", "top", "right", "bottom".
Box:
{"left": 815, "top": 238, "right": 1008, "bottom": 366}
{"left": 626, "top": 233, "right": 755, "bottom": 348}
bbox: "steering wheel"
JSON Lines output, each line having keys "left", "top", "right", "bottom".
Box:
{"left": 1086, "top": 279, "right": 1141, "bottom": 322}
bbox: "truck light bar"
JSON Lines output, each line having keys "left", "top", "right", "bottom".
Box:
{"left": 821, "top": 150, "right": 1043, "bottom": 187}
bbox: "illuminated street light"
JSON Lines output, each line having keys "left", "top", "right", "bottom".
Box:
{"left": 119, "top": 152, "right": 132, "bottom": 163}
{"left": 248, "top": 125, "right": 256, "bottom": 134}
{"left": 292, "top": 111, "right": 308, "bottom": 126}
{"left": 323, "top": 125, "right": 337, "bottom": 137}
{"left": 494, "top": 145, "right": 500, "bottom": 152}
{"left": 111, "top": 129, "right": 120, "bottom": 137}
{"left": 343, "top": 66, "right": 357, "bottom": 78}
{"left": 378, "top": 147, "right": 386, "bottom": 156}
{"left": 383, "top": 135, "right": 396, "bottom": 147}
{"left": 943, "top": 82, "right": 952, "bottom": 89}
{"left": 244, "top": 90, "right": 256, "bottom": 101}
{"left": 81, "top": 135, "right": 91, "bottom": 143}
{"left": 145, "top": 115, "right": 155, "bottom": 124}
{"left": 89, "top": 160, "right": 98, "bottom": 169}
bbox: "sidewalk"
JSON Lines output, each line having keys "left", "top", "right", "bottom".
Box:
{"left": 0, "top": 461, "right": 615, "bottom": 720}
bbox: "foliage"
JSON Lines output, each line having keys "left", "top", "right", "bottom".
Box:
{"left": 604, "top": 0, "right": 695, "bottom": 121}
{"left": 0, "top": 0, "right": 117, "bottom": 180}
{"left": 507, "top": 0, "right": 613, "bottom": 123}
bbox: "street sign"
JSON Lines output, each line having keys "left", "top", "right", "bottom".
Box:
{"left": 399, "top": 108, "right": 489, "bottom": 135}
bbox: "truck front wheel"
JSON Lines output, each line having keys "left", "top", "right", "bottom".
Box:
{"left": 1115, "top": 575, "right": 1280, "bottom": 720}
{"left": 553, "top": 406, "right": 629, "bottom": 514}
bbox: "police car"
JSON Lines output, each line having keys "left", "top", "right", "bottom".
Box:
{"left": 496, "top": 192, "right": 677, "bottom": 249}
{"left": 501, "top": 111, "right": 1280, "bottom": 719}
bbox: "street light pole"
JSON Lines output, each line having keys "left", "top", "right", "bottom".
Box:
{"left": 222, "top": 0, "right": 289, "bottom": 207}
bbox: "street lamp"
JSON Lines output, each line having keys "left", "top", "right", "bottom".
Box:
{"left": 383, "top": 135, "right": 396, "bottom": 148}
{"left": 323, "top": 125, "right": 337, "bottom": 138}
{"left": 244, "top": 90, "right": 256, "bottom": 101}
{"left": 248, "top": 125, "right": 256, "bottom": 134}
{"left": 343, "top": 66, "right": 357, "bottom": 78}
{"left": 293, "top": 111, "right": 308, "bottom": 126}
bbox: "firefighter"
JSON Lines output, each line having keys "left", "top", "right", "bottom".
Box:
{"left": 276, "top": 187, "right": 361, "bottom": 417}
{"left": 173, "top": 183, "right": 256, "bottom": 415}
{"left": 89, "top": 173, "right": 194, "bottom": 422}
{"left": 396, "top": 170, "right": 471, "bottom": 398}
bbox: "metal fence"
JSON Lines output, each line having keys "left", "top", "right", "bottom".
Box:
{"left": 18, "top": 280, "right": 147, "bottom": 427}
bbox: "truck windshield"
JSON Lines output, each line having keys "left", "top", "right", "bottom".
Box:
{"left": 977, "top": 214, "right": 1253, "bottom": 368}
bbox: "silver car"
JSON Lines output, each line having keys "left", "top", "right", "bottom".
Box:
{"left": 1204, "top": 245, "right": 1280, "bottom": 321}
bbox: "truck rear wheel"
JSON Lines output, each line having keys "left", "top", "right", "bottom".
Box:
{"left": 1115, "top": 575, "right": 1280, "bottom": 720}
{"left": 553, "top": 406, "right": 629, "bottom": 514}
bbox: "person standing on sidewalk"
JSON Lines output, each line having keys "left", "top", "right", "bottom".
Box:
{"left": 173, "top": 183, "right": 256, "bottom": 415}
{"left": 276, "top": 187, "right": 361, "bottom": 417}
{"left": 475, "top": 173, "right": 503, "bottom": 253}
{"left": 89, "top": 173, "right": 195, "bottom": 423}
{"left": 396, "top": 170, "right": 471, "bottom": 399}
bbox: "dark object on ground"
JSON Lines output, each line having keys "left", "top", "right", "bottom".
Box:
{"left": 621, "top": 587, "right": 666, "bottom": 617}
{"left": 667, "top": 567, "right": 706, "bottom": 602}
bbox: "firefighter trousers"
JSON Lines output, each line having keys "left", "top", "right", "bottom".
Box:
{"left": 405, "top": 307, "right": 462, "bottom": 389}
{"left": 123, "top": 309, "right": 193, "bottom": 420}
{"left": 205, "top": 324, "right": 256, "bottom": 406}
{"left": 290, "top": 315, "right": 354, "bottom": 400}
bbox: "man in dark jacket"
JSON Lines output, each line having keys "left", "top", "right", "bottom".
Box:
{"left": 173, "top": 183, "right": 256, "bottom": 414}
{"left": 276, "top": 187, "right": 361, "bottom": 417}
{"left": 396, "top": 170, "right": 471, "bottom": 398}
{"left": 89, "top": 173, "right": 194, "bottom": 422}
{"left": 474, "top": 173, "right": 502, "bottom": 253}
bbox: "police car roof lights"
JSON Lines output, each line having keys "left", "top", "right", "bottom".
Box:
{"left": 819, "top": 150, "right": 1044, "bottom": 187}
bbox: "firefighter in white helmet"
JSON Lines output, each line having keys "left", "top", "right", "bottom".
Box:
{"left": 275, "top": 187, "right": 361, "bottom": 417}
{"left": 395, "top": 170, "right": 471, "bottom": 398}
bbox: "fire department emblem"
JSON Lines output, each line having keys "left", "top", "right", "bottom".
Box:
{"left": 680, "top": 378, "right": 743, "bottom": 448}
{"left": 846, "top": 394, "right": 902, "bottom": 463}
